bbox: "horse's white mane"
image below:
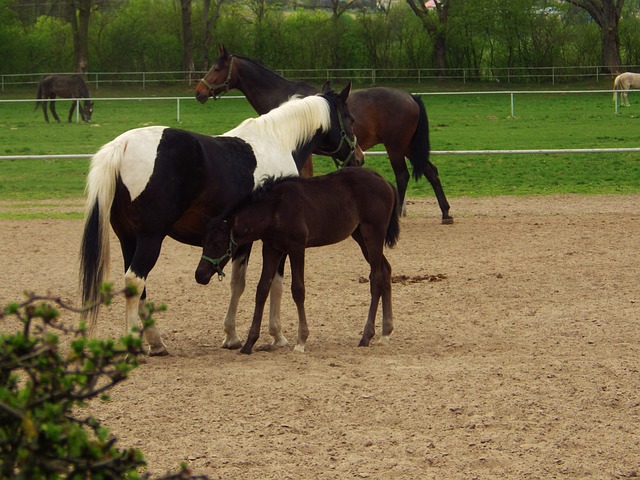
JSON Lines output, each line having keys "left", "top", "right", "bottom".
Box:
{"left": 225, "top": 95, "right": 331, "bottom": 149}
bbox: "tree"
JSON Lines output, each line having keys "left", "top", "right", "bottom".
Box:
{"left": 199, "top": 0, "right": 227, "bottom": 70}
{"left": 562, "top": 0, "right": 624, "bottom": 72}
{"left": 67, "top": 0, "right": 92, "bottom": 73}
{"left": 180, "top": 0, "right": 195, "bottom": 76}
{"left": 405, "top": 0, "right": 450, "bottom": 75}
{"left": 0, "top": 289, "right": 208, "bottom": 479}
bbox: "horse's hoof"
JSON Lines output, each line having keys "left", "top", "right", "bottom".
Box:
{"left": 358, "top": 338, "right": 371, "bottom": 347}
{"left": 270, "top": 334, "right": 289, "bottom": 348}
{"left": 148, "top": 345, "right": 170, "bottom": 356}
{"left": 293, "top": 344, "right": 306, "bottom": 353}
{"left": 239, "top": 346, "right": 253, "bottom": 355}
{"left": 254, "top": 343, "right": 275, "bottom": 352}
{"left": 222, "top": 337, "right": 243, "bottom": 349}
{"left": 441, "top": 217, "right": 454, "bottom": 225}
{"left": 378, "top": 335, "right": 391, "bottom": 345}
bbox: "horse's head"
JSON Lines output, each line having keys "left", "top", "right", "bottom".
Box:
{"left": 316, "top": 81, "right": 364, "bottom": 168}
{"left": 82, "top": 100, "right": 94, "bottom": 123}
{"left": 195, "top": 45, "right": 236, "bottom": 104}
{"left": 195, "top": 216, "right": 235, "bottom": 285}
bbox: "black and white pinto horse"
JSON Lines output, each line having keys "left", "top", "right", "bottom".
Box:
{"left": 613, "top": 72, "right": 640, "bottom": 107}
{"left": 80, "top": 82, "right": 358, "bottom": 356}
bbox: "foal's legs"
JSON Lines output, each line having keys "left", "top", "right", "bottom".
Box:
{"left": 287, "top": 249, "right": 310, "bottom": 353}
{"left": 221, "top": 244, "right": 289, "bottom": 349}
{"left": 378, "top": 255, "right": 394, "bottom": 344}
{"left": 267, "top": 256, "right": 289, "bottom": 348}
{"left": 240, "top": 246, "right": 285, "bottom": 354}
{"left": 351, "top": 227, "right": 393, "bottom": 347}
{"left": 222, "top": 245, "right": 251, "bottom": 349}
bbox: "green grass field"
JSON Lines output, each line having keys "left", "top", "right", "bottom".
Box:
{"left": 1, "top": 85, "right": 640, "bottom": 207}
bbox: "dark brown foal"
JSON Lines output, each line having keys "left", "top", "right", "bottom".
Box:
{"left": 195, "top": 167, "right": 400, "bottom": 353}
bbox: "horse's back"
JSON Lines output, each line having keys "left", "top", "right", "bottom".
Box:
{"left": 348, "top": 87, "right": 419, "bottom": 150}
{"left": 299, "top": 168, "right": 395, "bottom": 218}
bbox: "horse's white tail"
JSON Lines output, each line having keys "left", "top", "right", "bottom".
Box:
{"left": 613, "top": 75, "right": 622, "bottom": 103}
{"left": 79, "top": 138, "right": 126, "bottom": 335}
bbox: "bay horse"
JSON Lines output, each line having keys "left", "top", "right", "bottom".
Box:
{"left": 195, "top": 45, "right": 453, "bottom": 224}
{"left": 80, "top": 83, "right": 358, "bottom": 356}
{"left": 35, "top": 74, "right": 94, "bottom": 123}
{"left": 195, "top": 167, "right": 400, "bottom": 354}
{"left": 613, "top": 72, "right": 640, "bottom": 107}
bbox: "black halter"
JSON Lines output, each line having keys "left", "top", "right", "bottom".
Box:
{"left": 199, "top": 56, "right": 236, "bottom": 101}
{"left": 315, "top": 110, "right": 358, "bottom": 168}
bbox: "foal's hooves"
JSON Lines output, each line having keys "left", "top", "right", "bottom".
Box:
{"left": 358, "top": 338, "right": 371, "bottom": 347}
{"left": 441, "top": 217, "right": 454, "bottom": 225}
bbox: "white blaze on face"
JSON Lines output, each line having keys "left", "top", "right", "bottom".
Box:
{"left": 118, "top": 126, "right": 168, "bottom": 201}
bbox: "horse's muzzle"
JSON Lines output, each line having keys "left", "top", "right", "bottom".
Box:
{"left": 195, "top": 91, "right": 210, "bottom": 104}
{"left": 195, "top": 261, "right": 214, "bottom": 285}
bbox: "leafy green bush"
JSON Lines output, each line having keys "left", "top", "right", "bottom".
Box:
{"left": 0, "top": 289, "right": 208, "bottom": 480}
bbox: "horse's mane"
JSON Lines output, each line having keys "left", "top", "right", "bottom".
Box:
{"left": 234, "top": 54, "right": 289, "bottom": 82}
{"left": 251, "top": 175, "right": 298, "bottom": 202}
{"left": 224, "top": 95, "right": 331, "bottom": 149}
{"left": 215, "top": 175, "right": 297, "bottom": 225}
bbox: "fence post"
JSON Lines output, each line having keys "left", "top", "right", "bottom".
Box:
{"left": 177, "top": 98, "right": 181, "bottom": 123}
{"left": 510, "top": 92, "right": 515, "bottom": 117}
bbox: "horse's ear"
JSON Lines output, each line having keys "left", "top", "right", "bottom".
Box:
{"left": 321, "top": 81, "right": 332, "bottom": 94}
{"left": 219, "top": 44, "right": 228, "bottom": 57}
{"left": 339, "top": 81, "right": 352, "bottom": 102}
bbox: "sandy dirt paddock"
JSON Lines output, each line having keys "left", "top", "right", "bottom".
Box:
{"left": 1, "top": 195, "right": 639, "bottom": 479}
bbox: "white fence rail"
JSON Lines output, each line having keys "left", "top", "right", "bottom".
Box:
{"left": 3, "top": 64, "right": 640, "bottom": 91}
{"left": 2, "top": 89, "right": 636, "bottom": 161}
{"left": 3, "top": 148, "right": 640, "bottom": 162}
{"left": 3, "top": 88, "right": 630, "bottom": 125}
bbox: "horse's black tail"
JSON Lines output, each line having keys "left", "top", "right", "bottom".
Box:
{"left": 408, "top": 95, "right": 431, "bottom": 181}
{"left": 385, "top": 182, "right": 401, "bottom": 248}
{"left": 79, "top": 138, "right": 122, "bottom": 335}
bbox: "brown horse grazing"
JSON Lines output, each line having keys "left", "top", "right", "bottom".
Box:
{"left": 35, "top": 74, "right": 94, "bottom": 123}
{"left": 195, "top": 167, "right": 400, "bottom": 354}
{"left": 195, "top": 45, "right": 452, "bottom": 224}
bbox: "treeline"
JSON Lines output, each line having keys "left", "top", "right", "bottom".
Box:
{"left": 2, "top": 0, "right": 640, "bottom": 80}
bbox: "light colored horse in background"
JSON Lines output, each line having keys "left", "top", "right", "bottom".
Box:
{"left": 613, "top": 72, "right": 640, "bottom": 106}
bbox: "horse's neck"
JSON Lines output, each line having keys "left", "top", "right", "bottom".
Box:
{"left": 292, "top": 129, "right": 322, "bottom": 170}
{"left": 235, "top": 58, "right": 317, "bottom": 114}
{"left": 233, "top": 202, "right": 272, "bottom": 243}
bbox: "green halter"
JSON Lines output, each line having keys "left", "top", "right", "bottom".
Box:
{"left": 200, "top": 231, "right": 236, "bottom": 281}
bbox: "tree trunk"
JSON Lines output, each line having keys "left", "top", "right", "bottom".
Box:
{"left": 563, "top": 0, "right": 623, "bottom": 73}
{"left": 180, "top": 0, "right": 195, "bottom": 78}
{"left": 600, "top": 2, "right": 622, "bottom": 72}
{"left": 68, "top": 0, "right": 91, "bottom": 74}
{"left": 199, "top": 0, "right": 226, "bottom": 71}
{"left": 405, "top": 0, "right": 449, "bottom": 76}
